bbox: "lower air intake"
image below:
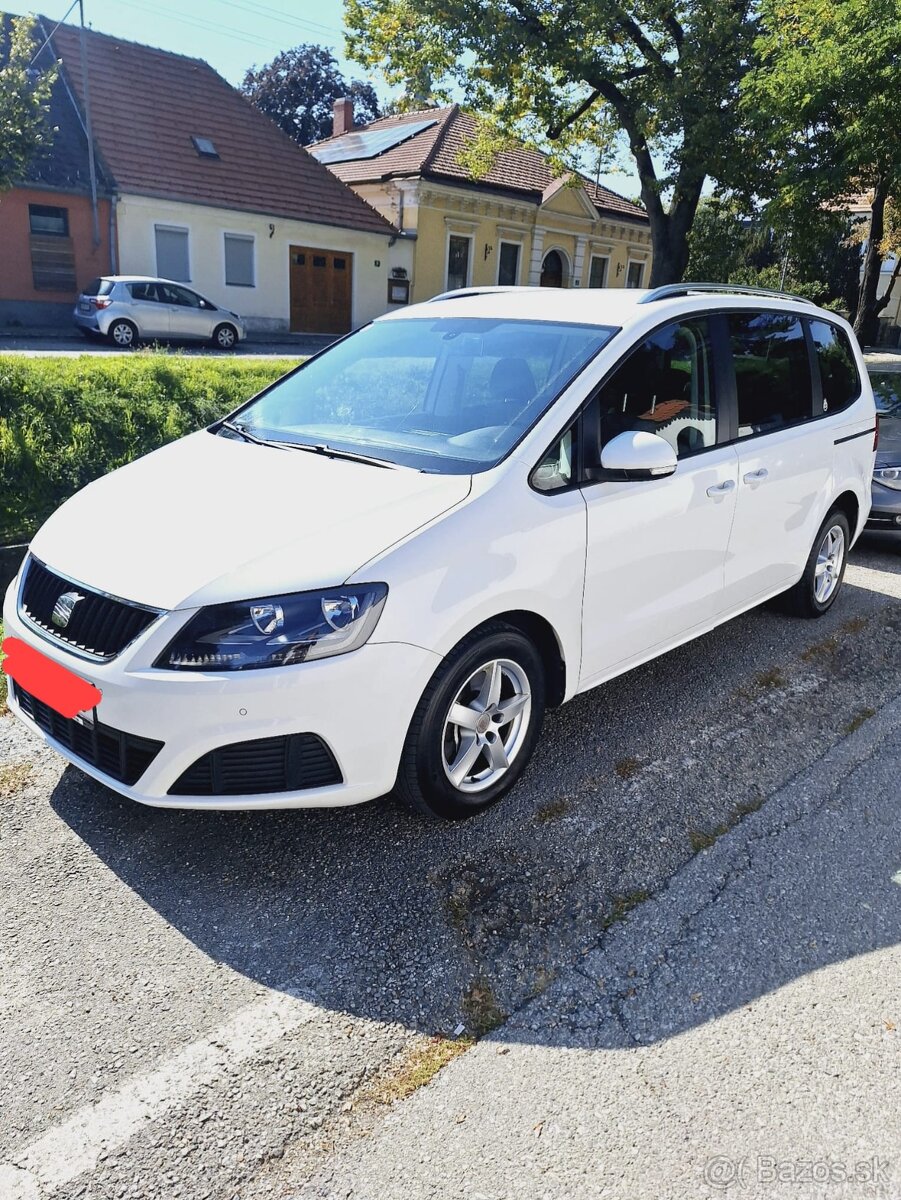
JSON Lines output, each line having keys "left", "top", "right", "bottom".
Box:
{"left": 168, "top": 733, "right": 342, "bottom": 796}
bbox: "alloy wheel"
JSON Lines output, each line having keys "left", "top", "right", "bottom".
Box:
{"left": 441, "top": 658, "right": 532, "bottom": 793}
{"left": 814, "top": 523, "right": 845, "bottom": 604}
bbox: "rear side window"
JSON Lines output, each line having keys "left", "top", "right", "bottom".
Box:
{"left": 808, "top": 320, "right": 861, "bottom": 414}
{"left": 128, "top": 282, "right": 160, "bottom": 302}
{"left": 83, "top": 277, "right": 114, "bottom": 296}
{"left": 728, "top": 312, "right": 812, "bottom": 437}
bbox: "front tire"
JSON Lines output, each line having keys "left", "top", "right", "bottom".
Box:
{"left": 780, "top": 509, "right": 850, "bottom": 618}
{"left": 107, "top": 319, "right": 137, "bottom": 348}
{"left": 395, "top": 623, "right": 546, "bottom": 819}
{"left": 213, "top": 323, "right": 238, "bottom": 350}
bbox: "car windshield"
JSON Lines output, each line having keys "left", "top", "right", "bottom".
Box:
{"left": 224, "top": 317, "right": 616, "bottom": 472}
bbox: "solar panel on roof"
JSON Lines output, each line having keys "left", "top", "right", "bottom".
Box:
{"left": 311, "top": 119, "right": 439, "bottom": 165}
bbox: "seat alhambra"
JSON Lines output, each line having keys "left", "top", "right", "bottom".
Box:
{"left": 3, "top": 284, "right": 876, "bottom": 819}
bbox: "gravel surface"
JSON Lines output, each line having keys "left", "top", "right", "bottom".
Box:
{"left": 0, "top": 534, "right": 899, "bottom": 1198}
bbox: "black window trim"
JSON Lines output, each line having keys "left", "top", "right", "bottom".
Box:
{"left": 529, "top": 309, "right": 734, "bottom": 495}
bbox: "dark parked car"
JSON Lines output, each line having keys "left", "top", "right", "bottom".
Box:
{"left": 869, "top": 373, "right": 901, "bottom": 531}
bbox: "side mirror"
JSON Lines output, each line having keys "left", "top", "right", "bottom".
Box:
{"left": 588, "top": 430, "right": 677, "bottom": 482}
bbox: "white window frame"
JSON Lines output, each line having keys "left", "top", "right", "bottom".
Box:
{"left": 496, "top": 239, "right": 523, "bottom": 286}
{"left": 445, "top": 231, "right": 474, "bottom": 292}
{"left": 625, "top": 258, "right": 645, "bottom": 289}
{"left": 588, "top": 254, "right": 610, "bottom": 289}
{"left": 223, "top": 231, "right": 256, "bottom": 288}
{"left": 154, "top": 223, "right": 191, "bottom": 283}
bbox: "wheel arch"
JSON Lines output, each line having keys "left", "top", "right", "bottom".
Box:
{"left": 470, "top": 609, "right": 567, "bottom": 708}
{"left": 830, "top": 489, "right": 861, "bottom": 541}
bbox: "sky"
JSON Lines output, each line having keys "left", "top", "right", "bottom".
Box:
{"left": 6, "top": 0, "right": 642, "bottom": 195}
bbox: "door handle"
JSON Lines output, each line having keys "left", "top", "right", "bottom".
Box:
{"left": 707, "top": 479, "right": 736, "bottom": 497}
{"left": 743, "top": 468, "right": 769, "bottom": 484}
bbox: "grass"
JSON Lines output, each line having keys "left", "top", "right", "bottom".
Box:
{"left": 366, "top": 1036, "right": 473, "bottom": 1105}
{"left": 461, "top": 978, "right": 506, "bottom": 1037}
{"left": 0, "top": 352, "right": 297, "bottom": 544}
{"left": 535, "top": 796, "right": 571, "bottom": 823}
{"left": 753, "top": 666, "right": 787, "bottom": 690}
{"left": 0, "top": 760, "right": 31, "bottom": 792}
{"left": 602, "top": 888, "right": 651, "bottom": 929}
{"left": 844, "top": 707, "right": 876, "bottom": 735}
{"left": 801, "top": 635, "right": 838, "bottom": 662}
{"left": 689, "top": 824, "right": 730, "bottom": 853}
{"left": 614, "top": 755, "right": 643, "bottom": 780}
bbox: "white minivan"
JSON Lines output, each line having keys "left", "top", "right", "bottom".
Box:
{"left": 3, "top": 285, "right": 876, "bottom": 818}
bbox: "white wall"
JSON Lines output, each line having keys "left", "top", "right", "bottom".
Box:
{"left": 115, "top": 194, "right": 415, "bottom": 333}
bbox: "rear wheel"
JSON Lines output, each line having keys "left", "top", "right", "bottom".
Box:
{"left": 213, "top": 323, "right": 238, "bottom": 350}
{"left": 780, "top": 509, "right": 850, "bottom": 618}
{"left": 395, "top": 623, "right": 546, "bottom": 819}
{"left": 107, "top": 319, "right": 137, "bottom": 348}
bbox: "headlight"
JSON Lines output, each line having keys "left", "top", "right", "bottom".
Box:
{"left": 156, "top": 584, "right": 388, "bottom": 671}
{"left": 874, "top": 466, "right": 901, "bottom": 491}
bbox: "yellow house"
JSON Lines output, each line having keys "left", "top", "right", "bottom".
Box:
{"left": 312, "top": 103, "right": 652, "bottom": 305}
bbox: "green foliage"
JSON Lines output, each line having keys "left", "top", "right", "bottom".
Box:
{"left": 345, "top": 0, "right": 760, "bottom": 282}
{"left": 241, "top": 43, "right": 381, "bottom": 145}
{"left": 0, "top": 354, "right": 295, "bottom": 544}
{"left": 0, "top": 13, "right": 56, "bottom": 190}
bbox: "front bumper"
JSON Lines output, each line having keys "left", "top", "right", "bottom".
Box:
{"left": 866, "top": 480, "right": 901, "bottom": 529}
{"left": 3, "top": 578, "right": 439, "bottom": 809}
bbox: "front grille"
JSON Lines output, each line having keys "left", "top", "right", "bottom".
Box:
{"left": 13, "top": 683, "right": 164, "bottom": 786}
{"left": 19, "top": 557, "right": 161, "bottom": 659}
{"left": 168, "top": 734, "right": 342, "bottom": 796}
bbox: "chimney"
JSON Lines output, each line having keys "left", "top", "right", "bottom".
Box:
{"left": 333, "top": 97, "right": 354, "bottom": 137}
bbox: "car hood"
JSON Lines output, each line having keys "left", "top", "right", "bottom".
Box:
{"left": 29, "top": 431, "right": 472, "bottom": 610}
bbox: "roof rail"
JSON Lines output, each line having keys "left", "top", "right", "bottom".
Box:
{"left": 639, "top": 283, "right": 814, "bottom": 306}
{"left": 428, "top": 286, "right": 523, "bottom": 303}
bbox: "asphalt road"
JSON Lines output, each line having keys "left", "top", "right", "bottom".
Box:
{"left": 1, "top": 533, "right": 900, "bottom": 1199}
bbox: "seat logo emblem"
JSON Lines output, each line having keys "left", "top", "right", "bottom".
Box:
{"left": 51, "top": 591, "right": 84, "bottom": 628}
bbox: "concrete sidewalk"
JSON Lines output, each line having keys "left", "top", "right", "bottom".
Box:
{"left": 299, "top": 693, "right": 901, "bottom": 1200}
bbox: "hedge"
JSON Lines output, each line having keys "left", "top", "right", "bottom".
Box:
{"left": 0, "top": 352, "right": 298, "bottom": 545}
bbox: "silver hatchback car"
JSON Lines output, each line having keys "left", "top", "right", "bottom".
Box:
{"left": 73, "top": 276, "right": 246, "bottom": 349}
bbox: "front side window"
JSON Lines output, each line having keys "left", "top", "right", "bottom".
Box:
{"left": 729, "top": 312, "right": 812, "bottom": 437}
{"left": 229, "top": 318, "right": 615, "bottom": 474}
{"left": 155, "top": 225, "right": 190, "bottom": 282}
{"left": 808, "top": 319, "right": 860, "bottom": 414}
{"left": 159, "top": 283, "right": 200, "bottom": 307}
{"left": 447, "top": 236, "right": 470, "bottom": 290}
{"left": 591, "top": 318, "right": 717, "bottom": 459}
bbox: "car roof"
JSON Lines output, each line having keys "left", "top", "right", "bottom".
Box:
{"left": 93, "top": 275, "right": 199, "bottom": 286}
{"left": 375, "top": 285, "right": 831, "bottom": 332}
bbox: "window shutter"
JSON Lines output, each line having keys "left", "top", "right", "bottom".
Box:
{"left": 224, "top": 234, "right": 254, "bottom": 287}
{"left": 155, "top": 226, "right": 190, "bottom": 281}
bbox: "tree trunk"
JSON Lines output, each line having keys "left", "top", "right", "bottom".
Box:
{"left": 647, "top": 185, "right": 705, "bottom": 286}
{"left": 853, "top": 175, "right": 889, "bottom": 346}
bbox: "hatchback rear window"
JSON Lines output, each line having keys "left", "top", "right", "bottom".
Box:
{"left": 82, "top": 278, "right": 114, "bottom": 296}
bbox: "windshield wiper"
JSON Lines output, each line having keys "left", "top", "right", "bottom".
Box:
{"left": 218, "top": 420, "right": 287, "bottom": 449}
{"left": 282, "top": 442, "right": 401, "bottom": 470}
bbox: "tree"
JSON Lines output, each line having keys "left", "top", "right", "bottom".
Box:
{"left": 242, "top": 44, "right": 382, "bottom": 146}
{"left": 744, "top": 0, "right": 901, "bottom": 343}
{"left": 0, "top": 13, "right": 55, "bottom": 192}
{"left": 686, "top": 194, "right": 861, "bottom": 310}
{"left": 345, "top": 0, "right": 760, "bottom": 284}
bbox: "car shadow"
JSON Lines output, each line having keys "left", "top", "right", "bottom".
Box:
{"left": 48, "top": 539, "right": 901, "bottom": 1048}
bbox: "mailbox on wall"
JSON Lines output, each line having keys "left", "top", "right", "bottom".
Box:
{"left": 388, "top": 278, "right": 410, "bottom": 304}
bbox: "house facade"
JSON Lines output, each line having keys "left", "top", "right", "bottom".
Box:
{"left": 1, "top": 21, "right": 414, "bottom": 335}
{"left": 0, "top": 16, "right": 114, "bottom": 328}
{"left": 311, "top": 104, "right": 652, "bottom": 304}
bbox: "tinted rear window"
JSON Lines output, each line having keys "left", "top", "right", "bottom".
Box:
{"left": 83, "top": 278, "right": 114, "bottom": 296}
{"left": 728, "top": 312, "right": 812, "bottom": 437}
{"left": 808, "top": 319, "right": 860, "bottom": 414}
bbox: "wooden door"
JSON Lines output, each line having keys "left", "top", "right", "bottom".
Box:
{"left": 289, "top": 246, "right": 353, "bottom": 334}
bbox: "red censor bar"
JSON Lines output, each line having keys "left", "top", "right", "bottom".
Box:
{"left": 2, "top": 637, "right": 102, "bottom": 718}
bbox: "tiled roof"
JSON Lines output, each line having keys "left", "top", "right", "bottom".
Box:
{"left": 43, "top": 20, "right": 395, "bottom": 236}
{"left": 1, "top": 14, "right": 113, "bottom": 193}
{"left": 314, "top": 105, "right": 648, "bottom": 224}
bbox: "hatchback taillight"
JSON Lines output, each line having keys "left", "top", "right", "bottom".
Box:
{"left": 91, "top": 297, "right": 112, "bottom": 309}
